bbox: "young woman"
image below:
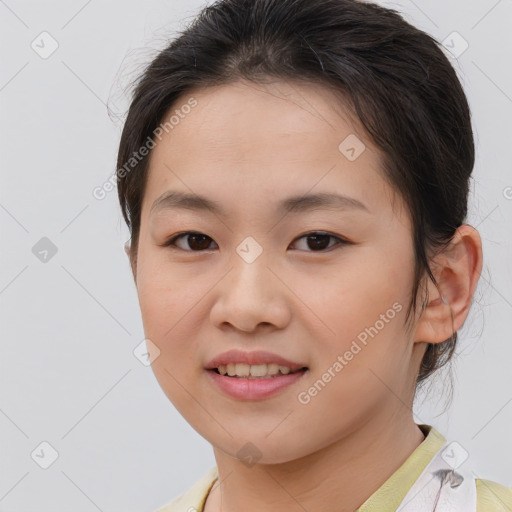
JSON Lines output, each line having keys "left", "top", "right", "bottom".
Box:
{"left": 115, "top": 0, "right": 511, "bottom": 510}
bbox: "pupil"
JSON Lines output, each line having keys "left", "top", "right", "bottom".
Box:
{"left": 189, "top": 234, "right": 211, "bottom": 250}
{"left": 308, "top": 234, "right": 329, "bottom": 250}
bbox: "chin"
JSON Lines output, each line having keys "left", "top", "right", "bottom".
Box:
{"left": 211, "top": 435, "right": 317, "bottom": 466}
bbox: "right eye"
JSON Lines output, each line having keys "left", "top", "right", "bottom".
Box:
{"left": 163, "top": 231, "right": 218, "bottom": 251}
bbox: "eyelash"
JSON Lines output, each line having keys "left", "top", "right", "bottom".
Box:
{"left": 162, "top": 231, "right": 351, "bottom": 253}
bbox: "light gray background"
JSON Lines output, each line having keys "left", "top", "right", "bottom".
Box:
{"left": 1, "top": 1, "right": 511, "bottom": 511}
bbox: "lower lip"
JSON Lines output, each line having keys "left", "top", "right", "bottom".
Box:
{"left": 206, "top": 369, "right": 308, "bottom": 400}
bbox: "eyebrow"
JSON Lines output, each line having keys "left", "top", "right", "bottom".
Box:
{"left": 150, "top": 190, "right": 370, "bottom": 217}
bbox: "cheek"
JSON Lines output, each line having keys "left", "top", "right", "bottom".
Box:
{"left": 300, "top": 254, "right": 406, "bottom": 325}
{"left": 294, "top": 249, "right": 412, "bottom": 373}
{"left": 137, "top": 273, "right": 205, "bottom": 409}
{"left": 136, "top": 251, "right": 192, "bottom": 330}
{"left": 135, "top": 257, "right": 210, "bottom": 367}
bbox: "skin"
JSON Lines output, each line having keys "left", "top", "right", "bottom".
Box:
{"left": 127, "top": 79, "right": 483, "bottom": 512}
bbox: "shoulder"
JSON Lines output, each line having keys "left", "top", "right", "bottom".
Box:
{"left": 476, "top": 478, "right": 512, "bottom": 512}
{"left": 154, "top": 466, "right": 218, "bottom": 512}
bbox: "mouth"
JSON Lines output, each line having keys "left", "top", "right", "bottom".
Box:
{"left": 206, "top": 363, "right": 309, "bottom": 400}
{"left": 208, "top": 363, "right": 309, "bottom": 379}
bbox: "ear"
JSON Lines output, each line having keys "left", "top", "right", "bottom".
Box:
{"left": 124, "top": 241, "right": 137, "bottom": 283}
{"left": 413, "top": 224, "right": 483, "bottom": 344}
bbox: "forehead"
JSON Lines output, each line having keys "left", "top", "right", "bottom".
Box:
{"left": 156, "top": 79, "right": 362, "bottom": 155}
{"left": 141, "top": 79, "right": 403, "bottom": 223}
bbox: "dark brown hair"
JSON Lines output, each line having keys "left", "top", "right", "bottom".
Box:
{"left": 115, "top": 0, "right": 475, "bottom": 396}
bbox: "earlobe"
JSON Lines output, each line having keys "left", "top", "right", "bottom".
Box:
{"left": 413, "top": 224, "right": 483, "bottom": 344}
{"left": 124, "top": 241, "right": 130, "bottom": 256}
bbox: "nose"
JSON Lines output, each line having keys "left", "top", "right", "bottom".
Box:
{"left": 209, "top": 254, "right": 292, "bottom": 334}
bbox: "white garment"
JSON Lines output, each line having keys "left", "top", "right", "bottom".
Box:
{"left": 396, "top": 440, "right": 477, "bottom": 512}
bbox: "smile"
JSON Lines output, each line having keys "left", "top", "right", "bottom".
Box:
{"left": 214, "top": 363, "right": 307, "bottom": 378}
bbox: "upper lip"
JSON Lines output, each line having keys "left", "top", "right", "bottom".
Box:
{"left": 205, "top": 349, "right": 307, "bottom": 372}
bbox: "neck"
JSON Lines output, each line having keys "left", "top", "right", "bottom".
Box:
{"left": 204, "top": 413, "right": 426, "bottom": 512}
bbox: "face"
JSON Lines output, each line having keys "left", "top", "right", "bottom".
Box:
{"left": 133, "top": 79, "right": 425, "bottom": 463}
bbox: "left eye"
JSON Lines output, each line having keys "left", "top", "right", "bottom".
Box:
{"left": 290, "top": 231, "right": 348, "bottom": 251}
{"left": 162, "top": 231, "right": 349, "bottom": 252}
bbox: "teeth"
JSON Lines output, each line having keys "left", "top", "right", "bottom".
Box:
{"left": 267, "top": 363, "right": 280, "bottom": 375}
{"left": 248, "top": 364, "right": 266, "bottom": 377}
{"left": 236, "top": 363, "right": 250, "bottom": 377}
{"left": 216, "top": 363, "right": 301, "bottom": 378}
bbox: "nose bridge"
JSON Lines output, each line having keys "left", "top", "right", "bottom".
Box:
{"left": 235, "top": 234, "right": 266, "bottom": 266}
{"left": 210, "top": 237, "right": 290, "bottom": 331}
{"left": 229, "top": 237, "right": 271, "bottom": 299}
